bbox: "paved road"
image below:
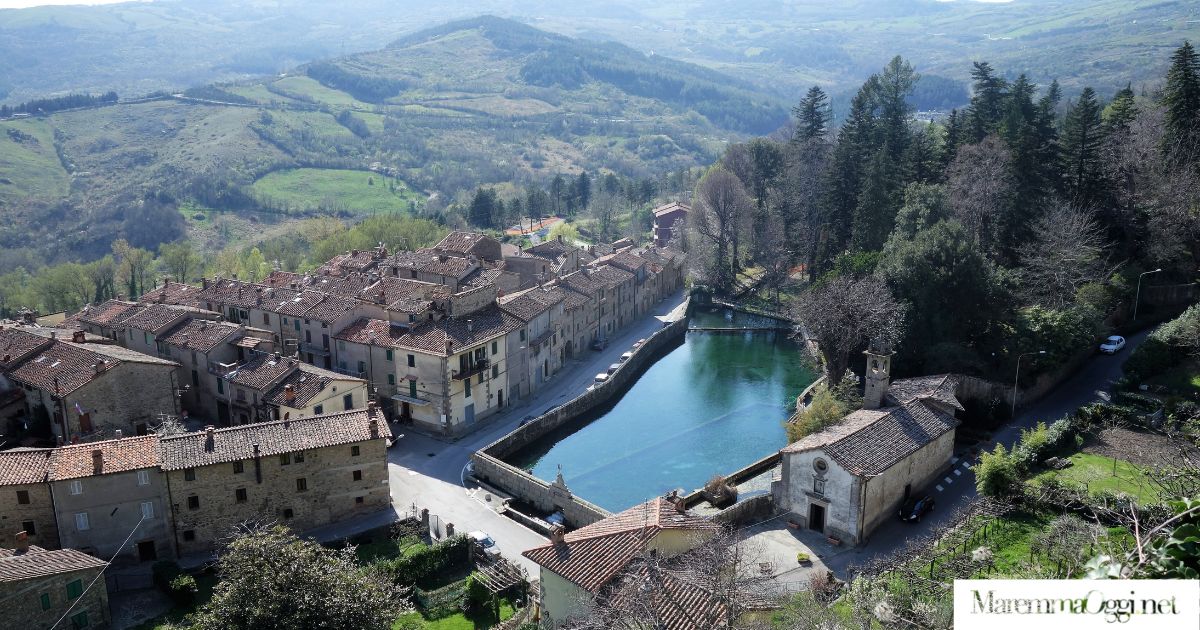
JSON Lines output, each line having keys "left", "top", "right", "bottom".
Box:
{"left": 825, "top": 328, "right": 1154, "bottom": 574}
{"left": 386, "top": 291, "right": 688, "bottom": 575}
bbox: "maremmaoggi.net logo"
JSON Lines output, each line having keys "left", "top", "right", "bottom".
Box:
{"left": 953, "top": 580, "right": 1200, "bottom": 629}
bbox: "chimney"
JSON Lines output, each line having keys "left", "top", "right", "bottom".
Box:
{"left": 49, "top": 331, "right": 56, "bottom": 340}
{"left": 92, "top": 449, "right": 104, "bottom": 474}
{"left": 284, "top": 384, "right": 296, "bottom": 403}
{"left": 466, "top": 319, "right": 473, "bottom": 333}
{"left": 202, "top": 278, "right": 210, "bottom": 289}
{"left": 368, "top": 418, "right": 379, "bottom": 439}
{"left": 205, "top": 425, "right": 215, "bottom": 439}
{"left": 72, "top": 331, "right": 86, "bottom": 343}
{"left": 550, "top": 524, "right": 566, "bottom": 545}
{"left": 14, "top": 531, "right": 29, "bottom": 553}
{"left": 557, "top": 234, "right": 564, "bottom": 243}
{"left": 444, "top": 339, "right": 453, "bottom": 355}
{"left": 114, "top": 429, "right": 123, "bottom": 439}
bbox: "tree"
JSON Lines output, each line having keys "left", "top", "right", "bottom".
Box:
{"left": 851, "top": 147, "right": 901, "bottom": 252}
{"left": 966, "top": 61, "right": 1009, "bottom": 142}
{"left": 785, "top": 371, "right": 861, "bottom": 443}
{"left": 158, "top": 241, "right": 202, "bottom": 285}
{"left": 188, "top": 525, "right": 403, "bottom": 630}
{"left": 1161, "top": 41, "right": 1200, "bottom": 154}
{"left": 114, "top": 239, "right": 155, "bottom": 297}
{"left": 1018, "top": 203, "right": 1114, "bottom": 308}
{"left": 574, "top": 171, "right": 592, "bottom": 212}
{"left": 792, "top": 85, "right": 832, "bottom": 143}
{"left": 689, "top": 167, "right": 752, "bottom": 289}
{"left": 791, "top": 275, "right": 905, "bottom": 380}
{"left": 242, "top": 248, "right": 269, "bottom": 283}
{"left": 945, "top": 136, "right": 1016, "bottom": 256}
{"left": 1061, "top": 87, "right": 1109, "bottom": 209}
{"left": 547, "top": 221, "right": 580, "bottom": 244}
{"left": 86, "top": 256, "right": 118, "bottom": 303}
{"left": 467, "top": 187, "right": 500, "bottom": 229}
{"left": 1103, "top": 84, "right": 1138, "bottom": 134}
{"left": 891, "top": 183, "right": 950, "bottom": 241}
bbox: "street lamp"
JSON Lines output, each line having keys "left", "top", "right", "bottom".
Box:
{"left": 1132, "top": 268, "right": 1163, "bottom": 322}
{"left": 1012, "top": 350, "right": 1046, "bottom": 419}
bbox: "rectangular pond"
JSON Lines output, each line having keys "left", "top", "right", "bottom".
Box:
{"left": 508, "top": 309, "right": 816, "bottom": 512}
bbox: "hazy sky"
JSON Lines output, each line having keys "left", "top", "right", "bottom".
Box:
{"left": 0, "top": 0, "right": 146, "bottom": 8}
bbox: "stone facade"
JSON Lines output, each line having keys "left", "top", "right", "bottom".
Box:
{"left": 51, "top": 467, "right": 175, "bottom": 564}
{"left": 0, "top": 546, "right": 109, "bottom": 630}
{"left": 0, "top": 476, "right": 58, "bottom": 549}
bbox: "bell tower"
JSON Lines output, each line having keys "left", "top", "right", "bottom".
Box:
{"left": 863, "top": 338, "right": 893, "bottom": 410}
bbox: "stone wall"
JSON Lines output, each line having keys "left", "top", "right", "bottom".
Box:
{"left": 1144, "top": 283, "right": 1199, "bottom": 307}
{"left": 0, "top": 482, "right": 58, "bottom": 549}
{"left": 712, "top": 494, "right": 775, "bottom": 527}
{"left": 471, "top": 314, "right": 690, "bottom": 527}
{"left": 681, "top": 451, "right": 781, "bottom": 508}
{"left": 71, "top": 361, "right": 180, "bottom": 436}
{"left": 1, "top": 564, "right": 109, "bottom": 630}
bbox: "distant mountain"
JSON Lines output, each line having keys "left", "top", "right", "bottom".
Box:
{"left": 0, "top": 16, "right": 783, "bottom": 264}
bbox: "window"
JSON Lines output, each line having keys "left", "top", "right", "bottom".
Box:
{"left": 184, "top": 468, "right": 196, "bottom": 481}
{"left": 183, "top": 530, "right": 195, "bottom": 542}
{"left": 296, "top": 478, "right": 308, "bottom": 492}
{"left": 385, "top": 349, "right": 393, "bottom": 362}
{"left": 236, "top": 389, "right": 245, "bottom": 402}
{"left": 187, "top": 496, "right": 200, "bottom": 510}
{"left": 74, "top": 513, "right": 90, "bottom": 531}
{"left": 351, "top": 445, "right": 360, "bottom": 457}
{"left": 295, "top": 451, "right": 305, "bottom": 463}
{"left": 68, "top": 480, "right": 82, "bottom": 495}
{"left": 387, "top": 374, "right": 395, "bottom": 386}
{"left": 409, "top": 381, "right": 417, "bottom": 398}
{"left": 337, "top": 340, "right": 346, "bottom": 351}
{"left": 464, "top": 379, "right": 471, "bottom": 398}
{"left": 343, "top": 394, "right": 354, "bottom": 410}
{"left": 280, "top": 453, "right": 291, "bottom": 466}
{"left": 477, "top": 373, "right": 484, "bottom": 385}
{"left": 235, "top": 488, "right": 247, "bottom": 503}
{"left": 283, "top": 508, "right": 294, "bottom": 519}
{"left": 813, "top": 478, "right": 825, "bottom": 495}
{"left": 16, "top": 490, "right": 29, "bottom": 505}
{"left": 66, "top": 579, "right": 83, "bottom": 599}
{"left": 22, "top": 520, "right": 35, "bottom": 536}
{"left": 140, "top": 501, "right": 154, "bottom": 519}
{"left": 263, "top": 313, "right": 270, "bottom": 325}
{"left": 352, "top": 470, "right": 362, "bottom": 481}
{"left": 71, "top": 612, "right": 89, "bottom": 629}
{"left": 314, "top": 404, "right": 323, "bottom": 415}
{"left": 137, "top": 470, "right": 150, "bottom": 486}
{"left": 407, "top": 354, "right": 415, "bottom": 367}
{"left": 144, "top": 331, "right": 150, "bottom": 346}
{"left": 40, "top": 593, "right": 50, "bottom": 610}
{"left": 492, "top": 365, "right": 499, "bottom": 378}
{"left": 191, "top": 370, "right": 199, "bottom": 388}
{"left": 357, "top": 361, "right": 366, "bottom": 374}
{"left": 283, "top": 317, "right": 288, "bottom": 325}
{"left": 519, "top": 330, "right": 526, "bottom": 342}
{"left": 491, "top": 341, "right": 498, "bottom": 355}
{"left": 813, "top": 458, "right": 828, "bottom": 474}
{"left": 233, "top": 460, "right": 244, "bottom": 474}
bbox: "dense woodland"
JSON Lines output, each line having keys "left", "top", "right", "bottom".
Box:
{"left": 687, "top": 42, "right": 1200, "bottom": 385}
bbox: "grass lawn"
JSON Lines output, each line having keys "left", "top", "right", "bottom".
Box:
{"left": 129, "top": 572, "right": 219, "bottom": 630}
{"left": 1030, "top": 452, "right": 1162, "bottom": 504}
{"left": 251, "top": 168, "right": 421, "bottom": 215}
{"left": 394, "top": 602, "right": 515, "bottom": 630}
{"left": 0, "top": 118, "right": 71, "bottom": 203}
{"left": 270, "top": 75, "right": 374, "bottom": 110}
{"left": 355, "top": 536, "right": 424, "bottom": 564}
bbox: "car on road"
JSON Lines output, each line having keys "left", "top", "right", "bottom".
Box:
{"left": 898, "top": 495, "right": 935, "bottom": 522}
{"left": 466, "top": 531, "right": 502, "bottom": 558}
{"left": 1098, "top": 335, "right": 1126, "bottom": 354}
{"left": 519, "top": 415, "right": 536, "bottom": 426}
{"left": 632, "top": 338, "right": 646, "bottom": 349}
{"left": 591, "top": 338, "right": 609, "bottom": 351}
{"left": 594, "top": 372, "right": 610, "bottom": 384}
{"left": 619, "top": 351, "right": 634, "bottom": 362}
{"left": 607, "top": 363, "right": 621, "bottom": 375}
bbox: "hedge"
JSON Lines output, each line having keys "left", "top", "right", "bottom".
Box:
{"left": 373, "top": 535, "right": 470, "bottom": 588}
{"left": 1124, "top": 305, "right": 1200, "bottom": 380}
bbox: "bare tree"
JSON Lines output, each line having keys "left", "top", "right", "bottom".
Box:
{"left": 689, "top": 167, "right": 752, "bottom": 291}
{"left": 791, "top": 275, "right": 906, "bottom": 379}
{"left": 946, "top": 135, "right": 1015, "bottom": 256}
{"left": 1018, "top": 202, "right": 1117, "bottom": 308}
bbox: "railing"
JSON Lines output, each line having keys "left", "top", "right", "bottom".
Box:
{"left": 451, "top": 359, "right": 489, "bottom": 381}
{"left": 333, "top": 366, "right": 365, "bottom": 379}
{"left": 207, "top": 360, "right": 238, "bottom": 376}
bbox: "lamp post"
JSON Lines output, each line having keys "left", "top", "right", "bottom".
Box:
{"left": 1132, "top": 268, "right": 1163, "bottom": 322}
{"left": 1012, "top": 350, "right": 1046, "bottom": 419}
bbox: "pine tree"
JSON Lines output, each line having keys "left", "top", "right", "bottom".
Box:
{"left": 967, "top": 61, "right": 1009, "bottom": 142}
{"left": 942, "top": 108, "right": 963, "bottom": 170}
{"left": 1103, "top": 84, "right": 1138, "bottom": 134}
{"left": 851, "top": 148, "right": 900, "bottom": 252}
{"left": 821, "top": 85, "right": 877, "bottom": 262}
{"left": 575, "top": 171, "right": 592, "bottom": 211}
{"left": 1061, "top": 87, "right": 1108, "bottom": 209}
{"left": 793, "top": 85, "right": 832, "bottom": 142}
{"left": 1161, "top": 41, "right": 1200, "bottom": 154}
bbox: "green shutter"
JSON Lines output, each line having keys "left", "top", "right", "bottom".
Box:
{"left": 387, "top": 374, "right": 395, "bottom": 385}
{"left": 66, "top": 579, "right": 82, "bottom": 599}
{"left": 385, "top": 349, "right": 393, "bottom": 361}
{"left": 71, "top": 612, "right": 88, "bottom": 628}
{"left": 40, "top": 593, "right": 50, "bottom": 610}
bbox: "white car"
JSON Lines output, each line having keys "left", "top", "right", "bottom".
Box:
{"left": 1099, "top": 335, "right": 1126, "bottom": 354}
{"left": 467, "top": 531, "right": 501, "bottom": 558}
{"left": 619, "top": 351, "right": 634, "bottom": 362}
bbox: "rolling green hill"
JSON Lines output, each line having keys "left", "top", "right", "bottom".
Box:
{"left": 0, "top": 17, "right": 783, "bottom": 265}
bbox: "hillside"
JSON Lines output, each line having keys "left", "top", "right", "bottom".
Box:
{"left": 0, "top": 16, "right": 783, "bottom": 265}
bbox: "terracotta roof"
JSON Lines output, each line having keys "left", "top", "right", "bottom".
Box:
{"left": 263, "top": 368, "right": 332, "bottom": 408}
{"left": 886, "top": 374, "right": 964, "bottom": 410}
{"left": 76, "top": 300, "right": 141, "bottom": 327}
{"left": 560, "top": 270, "right": 603, "bottom": 297}
{"left": 263, "top": 271, "right": 303, "bottom": 288}
{"left": 396, "top": 307, "right": 521, "bottom": 356}
{"left": 158, "top": 319, "right": 241, "bottom": 353}
{"left": 157, "top": 408, "right": 389, "bottom": 470}
{"left": 523, "top": 498, "right": 717, "bottom": 593}
{"left": 226, "top": 353, "right": 297, "bottom": 390}
{"left": 139, "top": 281, "right": 202, "bottom": 307}
{"left": 525, "top": 239, "right": 572, "bottom": 261}
{"left": 264, "top": 288, "right": 326, "bottom": 318}
{"left": 607, "top": 564, "right": 730, "bottom": 630}
{"left": 608, "top": 251, "right": 647, "bottom": 274}
{"left": 0, "top": 548, "right": 106, "bottom": 582}
{"left": 462, "top": 267, "right": 504, "bottom": 289}
{"left": 782, "top": 399, "right": 958, "bottom": 476}
{"left": 435, "top": 231, "right": 497, "bottom": 256}
{"left": 0, "top": 327, "right": 51, "bottom": 370}
{"left": 49, "top": 435, "right": 159, "bottom": 480}
{"left": 334, "top": 318, "right": 409, "bottom": 349}
{"left": 0, "top": 449, "right": 52, "bottom": 486}
{"left": 302, "top": 294, "right": 363, "bottom": 323}
{"left": 498, "top": 292, "right": 554, "bottom": 322}
{"left": 195, "top": 279, "right": 265, "bottom": 310}
{"left": 420, "top": 255, "right": 474, "bottom": 278}
{"left": 652, "top": 201, "right": 691, "bottom": 217}
{"left": 8, "top": 342, "right": 132, "bottom": 395}
{"left": 385, "top": 249, "right": 439, "bottom": 272}
{"left": 307, "top": 273, "right": 377, "bottom": 298}
{"left": 589, "top": 264, "right": 634, "bottom": 288}
{"left": 76, "top": 342, "right": 177, "bottom": 366}
{"left": 387, "top": 295, "right": 434, "bottom": 314}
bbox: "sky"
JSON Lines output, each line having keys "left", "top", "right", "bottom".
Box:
{"left": 0, "top": 0, "right": 148, "bottom": 8}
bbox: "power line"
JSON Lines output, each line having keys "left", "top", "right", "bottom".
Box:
{"left": 50, "top": 514, "right": 146, "bottom": 630}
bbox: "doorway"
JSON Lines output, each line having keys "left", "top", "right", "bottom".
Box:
{"left": 137, "top": 540, "right": 157, "bottom": 562}
{"left": 808, "top": 503, "right": 826, "bottom": 533}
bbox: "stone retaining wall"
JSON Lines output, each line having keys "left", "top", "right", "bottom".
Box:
{"left": 471, "top": 312, "right": 690, "bottom": 528}
{"left": 713, "top": 494, "right": 775, "bottom": 527}
{"left": 681, "top": 451, "right": 782, "bottom": 508}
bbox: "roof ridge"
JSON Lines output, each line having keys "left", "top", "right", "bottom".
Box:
{"left": 159, "top": 407, "right": 375, "bottom": 440}
{"left": 53, "top": 434, "right": 158, "bottom": 450}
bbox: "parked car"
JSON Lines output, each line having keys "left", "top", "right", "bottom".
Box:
{"left": 619, "top": 351, "right": 634, "bottom": 362}
{"left": 591, "top": 338, "right": 609, "bottom": 351}
{"left": 519, "top": 415, "right": 536, "bottom": 426}
{"left": 607, "top": 363, "right": 621, "bottom": 375}
{"left": 1099, "top": 335, "right": 1126, "bottom": 354}
{"left": 632, "top": 338, "right": 646, "bottom": 349}
{"left": 466, "top": 531, "right": 502, "bottom": 558}
{"left": 594, "top": 372, "right": 610, "bottom": 384}
{"left": 898, "top": 496, "right": 935, "bottom": 522}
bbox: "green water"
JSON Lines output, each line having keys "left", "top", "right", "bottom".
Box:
{"left": 513, "top": 312, "right": 815, "bottom": 512}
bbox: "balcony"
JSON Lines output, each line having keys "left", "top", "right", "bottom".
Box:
{"left": 299, "top": 342, "right": 331, "bottom": 356}
{"left": 333, "top": 366, "right": 366, "bottom": 379}
{"left": 451, "top": 358, "right": 490, "bottom": 381}
{"left": 207, "top": 360, "right": 239, "bottom": 377}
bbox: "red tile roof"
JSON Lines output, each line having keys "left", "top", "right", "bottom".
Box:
{"left": 0, "top": 449, "right": 52, "bottom": 486}
{"left": 263, "top": 368, "right": 333, "bottom": 408}
{"left": 123, "top": 304, "right": 194, "bottom": 334}
{"left": 48, "top": 435, "right": 159, "bottom": 481}
{"left": 652, "top": 201, "right": 691, "bottom": 218}
{"left": 139, "top": 281, "right": 202, "bottom": 307}
{"left": 157, "top": 407, "right": 389, "bottom": 470}
{"left": 0, "top": 327, "right": 51, "bottom": 370}
{"left": 226, "top": 353, "right": 297, "bottom": 390}
{"left": 158, "top": 319, "right": 241, "bottom": 353}
{"left": 76, "top": 300, "right": 142, "bottom": 327}
{"left": 436, "top": 231, "right": 498, "bottom": 257}
{"left": 8, "top": 342, "right": 125, "bottom": 395}
{"left": 0, "top": 547, "right": 106, "bottom": 582}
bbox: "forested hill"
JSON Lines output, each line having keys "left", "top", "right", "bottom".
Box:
{"left": 0, "top": 16, "right": 780, "bottom": 267}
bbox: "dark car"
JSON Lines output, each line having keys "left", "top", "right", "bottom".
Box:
{"left": 519, "top": 415, "right": 536, "bottom": 427}
{"left": 898, "top": 495, "right": 935, "bottom": 522}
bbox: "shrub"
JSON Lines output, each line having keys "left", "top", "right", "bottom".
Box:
{"left": 796, "top": 552, "right": 811, "bottom": 563}
{"left": 786, "top": 384, "right": 850, "bottom": 443}
{"left": 461, "top": 573, "right": 492, "bottom": 616}
{"left": 373, "top": 535, "right": 470, "bottom": 588}
{"left": 975, "top": 444, "right": 1022, "bottom": 496}
{"left": 168, "top": 574, "right": 199, "bottom": 607}
{"left": 152, "top": 560, "right": 183, "bottom": 593}
{"left": 703, "top": 475, "right": 737, "bottom": 506}
{"left": 1124, "top": 305, "right": 1200, "bottom": 380}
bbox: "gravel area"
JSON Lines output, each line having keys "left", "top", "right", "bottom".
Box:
{"left": 1083, "top": 427, "right": 1196, "bottom": 468}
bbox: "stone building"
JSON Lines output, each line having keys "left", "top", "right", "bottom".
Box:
{"left": 122, "top": 303, "right": 218, "bottom": 357}
{"left": 155, "top": 318, "right": 275, "bottom": 423}
{"left": 158, "top": 407, "right": 391, "bottom": 555}
{"left": 7, "top": 338, "right": 180, "bottom": 440}
{"left": 0, "top": 538, "right": 109, "bottom": 630}
{"left": 778, "top": 348, "right": 961, "bottom": 545}
{"left": 212, "top": 352, "right": 367, "bottom": 426}
{"left": 434, "top": 231, "right": 503, "bottom": 262}
{"left": 499, "top": 287, "right": 566, "bottom": 402}
{"left": 523, "top": 496, "right": 719, "bottom": 628}
{"left": 0, "top": 449, "right": 58, "bottom": 549}
{"left": 48, "top": 435, "right": 175, "bottom": 564}
{"left": 652, "top": 201, "right": 690, "bottom": 248}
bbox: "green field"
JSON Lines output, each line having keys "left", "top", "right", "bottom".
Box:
{"left": 1031, "top": 452, "right": 1163, "bottom": 504}
{"left": 271, "top": 75, "right": 374, "bottom": 110}
{"left": 251, "top": 168, "right": 422, "bottom": 214}
{"left": 0, "top": 118, "right": 70, "bottom": 202}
